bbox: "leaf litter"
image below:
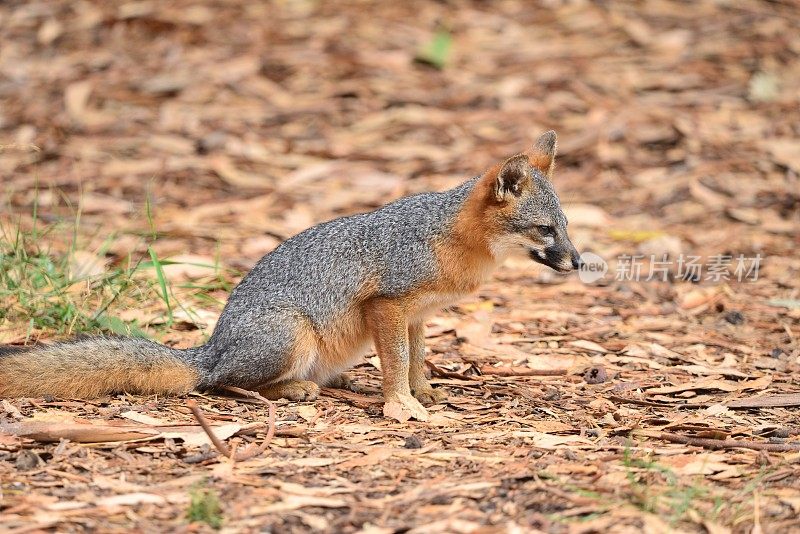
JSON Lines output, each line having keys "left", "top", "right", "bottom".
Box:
{"left": 1, "top": 0, "right": 799, "bottom": 532}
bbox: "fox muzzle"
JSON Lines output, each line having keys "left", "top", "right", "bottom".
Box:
{"left": 530, "top": 245, "right": 581, "bottom": 273}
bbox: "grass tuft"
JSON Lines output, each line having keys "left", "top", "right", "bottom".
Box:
{"left": 621, "top": 445, "right": 718, "bottom": 525}
{"left": 0, "top": 217, "right": 150, "bottom": 339}
{"left": 187, "top": 481, "right": 223, "bottom": 529}
{"left": 0, "top": 196, "right": 234, "bottom": 342}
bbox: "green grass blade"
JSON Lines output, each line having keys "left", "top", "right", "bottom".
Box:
{"left": 415, "top": 29, "right": 452, "bottom": 69}
{"left": 148, "top": 246, "right": 173, "bottom": 324}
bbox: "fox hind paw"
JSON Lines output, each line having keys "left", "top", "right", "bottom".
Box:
{"left": 326, "top": 374, "right": 358, "bottom": 392}
{"left": 259, "top": 380, "right": 320, "bottom": 402}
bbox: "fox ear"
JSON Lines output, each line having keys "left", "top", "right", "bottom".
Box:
{"left": 528, "top": 130, "right": 557, "bottom": 178}
{"left": 494, "top": 154, "right": 529, "bottom": 202}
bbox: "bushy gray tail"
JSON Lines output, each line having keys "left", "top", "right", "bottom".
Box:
{"left": 0, "top": 337, "right": 201, "bottom": 398}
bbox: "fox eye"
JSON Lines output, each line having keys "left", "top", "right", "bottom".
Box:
{"left": 536, "top": 225, "right": 555, "bottom": 235}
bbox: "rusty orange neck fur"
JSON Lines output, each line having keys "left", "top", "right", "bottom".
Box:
{"left": 432, "top": 166, "right": 509, "bottom": 295}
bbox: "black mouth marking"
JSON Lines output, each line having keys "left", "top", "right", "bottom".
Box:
{"left": 529, "top": 247, "right": 573, "bottom": 273}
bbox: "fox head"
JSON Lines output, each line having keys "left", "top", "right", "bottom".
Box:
{"left": 482, "top": 131, "right": 581, "bottom": 273}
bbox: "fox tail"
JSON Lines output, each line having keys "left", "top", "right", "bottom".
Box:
{"left": 0, "top": 337, "right": 202, "bottom": 398}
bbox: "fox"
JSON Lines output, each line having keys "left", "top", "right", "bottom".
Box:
{"left": 0, "top": 131, "right": 581, "bottom": 421}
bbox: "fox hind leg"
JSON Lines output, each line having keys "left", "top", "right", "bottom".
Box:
{"left": 204, "top": 306, "right": 319, "bottom": 398}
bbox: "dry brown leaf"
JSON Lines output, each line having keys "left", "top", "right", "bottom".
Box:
{"left": 119, "top": 411, "right": 171, "bottom": 426}
{"left": 528, "top": 421, "right": 574, "bottom": 433}
{"left": 644, "top": 376, "right": 771, "bottom": 396}
{"left": 454, "top": 311, "right": 493, "bottom": 347}
{"left": 510, "top": 431, "right": 592, "bottom": 449}
{"left": 725, "top": 393, "right": 800, "bottom": 409}
{"left": 676, "top": 365, "right": 750, "bottom": 379}
{"left": 427, "top": 411, "right": 467, "bottom": 427}
{"left": 761, "top": 139, "right": 800, "bottom": 172}
{"left": 659, "top": 453, "right": 741, "bottom": 477}
{"left": 680, "top": 287, "right": 719, "bottom": 310}
{"left": 251, "top": 495, "right": 348, "bottom": 515}
{"left": 97, "top": 493, "right": 167, "bottom": 507}
{"left": 1, "top": 418, "right": 241, "bottom": 447}
{"left": 78, "top": 193, "right": 134, "bottom": 214}
{"left": 211, "top": 156, "right": 273, "bottom": 188}
{"left": 2, "top": 400, "right": 24, "bottom": 420}
{"left": 296, "top": 405, "right": 317, "bottom": 422}
{"left": 64, "top": 81, "right": 92, "bottom": 124}
{"left": 337, "top": 448, "right": 393, "bottom": 469}
{"left": 545, "top": 463, "right": 598, "bottom": 475}
{"left": 160, "top": 423, "right": 242, "bottom": 448}
{"left": 0, "top": 421, "right": 158, "bottom": 443}
{"left": 383, "top": 399, "right": 429, "bottom": 423}
{"left": 568, "top": 339, "right": 608, "bottom": 353}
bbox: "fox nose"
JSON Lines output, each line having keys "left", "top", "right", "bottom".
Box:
{"left": 572, "top": 253, "right": 583, "bottom": 270}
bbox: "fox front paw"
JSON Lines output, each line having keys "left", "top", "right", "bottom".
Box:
{"left": 383, "top": 393, "right": 429, "bottom": 422}
{"left": 412, "top": 386, "right": 447, "bottom": 406}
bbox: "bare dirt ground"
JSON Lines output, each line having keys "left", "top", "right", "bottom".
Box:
{"left": 1, "top": 1, "right": 799, "bottom": 532}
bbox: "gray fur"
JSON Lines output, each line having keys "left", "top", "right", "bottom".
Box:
{"left": 0, "top": 345, "right": 27, "bottom": 357}
{"left": 193, "top": 177, "right": 479, "bottom": 388}
{"left": 35, "top": 336, "right": 191, "bottom": 370}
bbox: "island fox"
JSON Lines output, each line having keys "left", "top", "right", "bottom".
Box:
{"left": 0, "top": 131, "right": 581, "bottom": 420}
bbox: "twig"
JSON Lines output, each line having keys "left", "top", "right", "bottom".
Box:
{"left": 0, "top": 143, "right": 41, "bottom": 152}
{"left": 220, "top": 386, "right": 277, "bottom": 460}
{"left": 321, "top": 387, "right": 382, "bottom": 408}
{"left": 637, "top": 430, "right": 800, "bottom": 452}
{"left": 609, "top": 395, "right": 671, "bottom": 407}
{"left": 187, "top": 399, "right": 231, "bottom": 458}
{"left": 187, "top": 394, "right": 277, "bottom": 461}
{"left": 480, "top": 365, "right": 568, "bottom": 377}
{"left": 425, "top": 360, "right": 477, "bottom": 381}
{"left": 233, "top": 399, "right": 276, "bottom": 461}
{"left": 238, "top": 421, "right": 307, "bottom": 438}
{"left": 222, "top": 385, "right": 271, "bottom": 403}
{"left": 307, "top": 399, "right": 331, "bottom": 428}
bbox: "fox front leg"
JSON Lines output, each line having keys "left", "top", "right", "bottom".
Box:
{"left": 366, "top": 300, "right": 429, "bottom": 422}
{"left": 408, "top": 322, "right": 447, "bottom": 406}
